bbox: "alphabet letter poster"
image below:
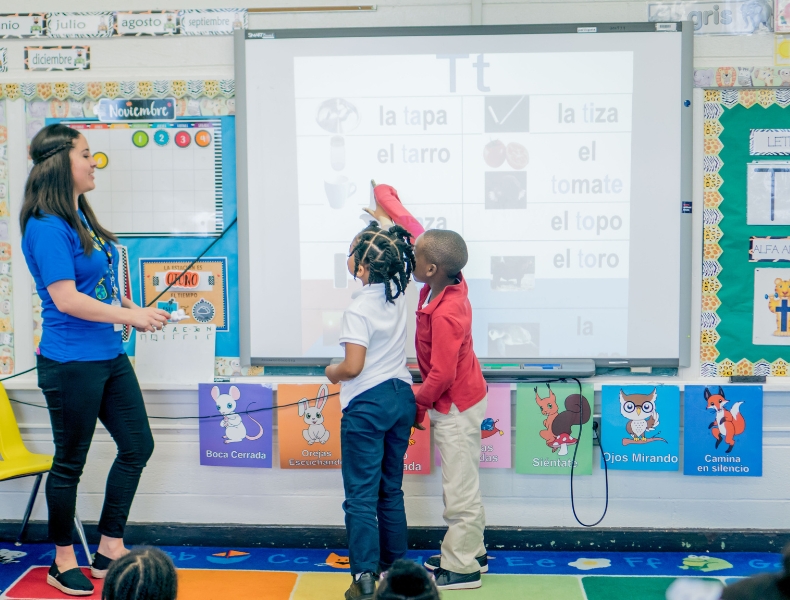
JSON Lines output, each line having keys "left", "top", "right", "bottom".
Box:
{"left": 683, "top": 385, "right": 762, "bottom": 477}
{"left": 600, "top": 385, "right": 680, "bottom": 471}
{"left": 198, "top": 383, "right": 272, "bottom": 468}
{"left": 515, "top": 382, "right": 593, "bottom": 475}
{"left": 277, "top": 383, "right": 342, "bottom": 469}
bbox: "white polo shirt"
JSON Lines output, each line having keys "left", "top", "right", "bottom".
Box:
{"left": 338, "top": 282, "right": 413, "bottom": 409}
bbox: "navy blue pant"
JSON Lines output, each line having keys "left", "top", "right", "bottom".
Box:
{"left": 341, "top": 378, "right": 416, "bottom": 575}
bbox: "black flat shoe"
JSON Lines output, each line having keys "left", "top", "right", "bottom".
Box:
{"left": 345, "top": 572, "right": 377, "bottom": 600}
{"left": 424, "top": 553, "right": 489, "bottom": 573}
{"left": 47, "top": 561, "right": 94, "bottom": 596}
{"left": 433, "top": 566, "right": 482, "bottom": 590}
{"left": 91, "top": 551, "right": 113, "bottom": 579}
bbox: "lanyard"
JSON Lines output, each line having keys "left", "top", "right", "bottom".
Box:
{"left": 78, "top": 211, "right": 118, "bottom": 302}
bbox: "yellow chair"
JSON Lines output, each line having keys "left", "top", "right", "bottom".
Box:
{"left": 0, "top": 383, "right": 91, "bottom": 561}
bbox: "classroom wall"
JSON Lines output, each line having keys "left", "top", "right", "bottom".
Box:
{"left": 2, "top": 0, "right": 789, "bottom": 531}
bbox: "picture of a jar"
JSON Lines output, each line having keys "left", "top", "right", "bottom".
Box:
{"left": 330, "top": 136, "right": 345, "bottom": 171}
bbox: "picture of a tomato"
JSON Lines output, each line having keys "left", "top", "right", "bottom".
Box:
{"left": 483, "top": 139, "right": 506, "bottom": 168}
{"left": 506, "top": 142, "right": 529, "bottom": 169}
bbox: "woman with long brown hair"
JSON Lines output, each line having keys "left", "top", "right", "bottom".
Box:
{"left": 20, "top": 124, "right": 171, "bottom": 596}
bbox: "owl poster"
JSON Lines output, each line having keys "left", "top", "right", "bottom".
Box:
{"left": 199, "top": 383, "right": 273, "bottom": 468}
{"left": 684, "top": 386, "right": 763, "bottom": 477}
{"left": 600, "top": 386, "right": 680, "bottom": 471}
{"left": 278, "top": 383, "right": 342, "bottom": 469}
{"left": 515, "top": 382, "right": 593, "bottom": 475}
{"left": 404, "top": 384, "right": 431, "bottom": 474}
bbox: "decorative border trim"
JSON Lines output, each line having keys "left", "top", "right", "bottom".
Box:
{"left": 695, "top": 67, "right": 790, "bottom": 88}
{"left": 700, "top": 88, "right": 790, "bottom": 377}
{"left": 0, "top": 79, "right": 235, "bottom": 101}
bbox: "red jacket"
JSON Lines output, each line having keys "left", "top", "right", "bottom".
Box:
{"left": 414, "top": 274, "right": 487, "bottom": 423}
{"left": 373, "top": 184, "right": 425, "bottom": 239}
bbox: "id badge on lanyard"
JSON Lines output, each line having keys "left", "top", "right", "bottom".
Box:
{"left": 82, "top": 213, "right": 123, "bottom": 332}
{"left": 112, "top": 297, "right": 122, "bottom": 332}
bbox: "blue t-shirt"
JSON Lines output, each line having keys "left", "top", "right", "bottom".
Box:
{"left": 22, "top": 213, "right": 123, "bottom": 362}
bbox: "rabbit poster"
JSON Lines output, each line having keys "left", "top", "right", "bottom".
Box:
{"left": 278, "top": 383, "right": 342, "bottom": 469}
{"left": 198, "top": 383, "right": 273, "bottom": 468}
{"left": 515, "top": 382, "right": 593, "bottom": 475}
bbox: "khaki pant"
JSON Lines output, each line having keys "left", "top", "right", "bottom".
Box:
{"left": 431, "top": 396, "right": 487, "bottom": 574}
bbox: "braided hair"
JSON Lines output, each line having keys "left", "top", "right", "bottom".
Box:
{"left": 20, "top": 123, "right": 116, "bottom": 255}
{"left": 350, "top": 221, "right": 415, "bottom": 304}
{"left": 101, "top": 547, "right": 177, "bottom": 600}
{"left": 374, "top": 559, "right": 440, "bottom": 600}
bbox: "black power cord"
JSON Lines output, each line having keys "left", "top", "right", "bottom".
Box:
{"left": 7, "top": 389, "right": 340, "bottom": 420}
{"left": 494, "top": 376, "right": 610, "bottom": 527}
{"left": 9, "top": 370, "right": 610, "bottom": 525}
{"left": 567, "top": 376, "right": 609, "bottom": 527}
{"left": 145, "top": 218, "right": 237, "bottom": 308}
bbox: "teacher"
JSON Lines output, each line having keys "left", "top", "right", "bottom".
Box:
{"left": 20, "top": 124, "right": 171, "bottom": 596}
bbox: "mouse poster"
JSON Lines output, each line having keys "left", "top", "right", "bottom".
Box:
{"left": 515, "top": 382, "right": 593, "bottom": 475}
{"left": 278, "top": 383, "right": 342, "bottom": 469}
{"left": 199, "top": 383, "right": 273, "bottom": 468}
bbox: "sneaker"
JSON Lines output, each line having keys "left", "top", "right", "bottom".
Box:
{"left": 90, "top": 551, "right": 113, "bottom": 579}
{"left": 345, "top": 571, "right": 377, "bottom": 600}
{"left": 432, "top": 567, "right": 482, "bottom": 590}
{"left": 47, "top": 562, "right": 94, "bottom": 596}
{"left": 424, "top": 554, "right": 488, "bottom": 573}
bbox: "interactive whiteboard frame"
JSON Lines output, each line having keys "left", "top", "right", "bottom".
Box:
{"left": 235, "top": 22, "right": 693, "bottom": 369}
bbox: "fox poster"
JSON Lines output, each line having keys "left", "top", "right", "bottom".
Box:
{"left": 600, "top": 385, "right": 680, "bottom": 471}
{"left": 683, "top": 386, "right": 763, "bottom": 477}
{"left": 515, "top": 382, "right": 593, "bottom": 475}
{"left": 278, "top": 383, "right": 342, "bottom": 469}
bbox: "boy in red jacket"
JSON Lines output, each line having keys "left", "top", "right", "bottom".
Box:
{"left": 368, "top": 184, "right": 488, "bottom": 591}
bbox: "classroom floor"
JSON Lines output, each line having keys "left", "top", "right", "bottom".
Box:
{"left": 0, "top": 543, "right": 782, "bottom": 599}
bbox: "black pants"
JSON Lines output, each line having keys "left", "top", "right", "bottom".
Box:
{"left": 37, "top": 353, "right": 154, "bottom": 546}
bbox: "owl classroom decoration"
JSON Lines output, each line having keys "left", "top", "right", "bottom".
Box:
{"left": 600, "top": 386, "right": 681, "bottom": 471}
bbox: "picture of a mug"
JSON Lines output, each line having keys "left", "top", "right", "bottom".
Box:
{"left": 324, "top": 176, "right": 356, "bottom": 209}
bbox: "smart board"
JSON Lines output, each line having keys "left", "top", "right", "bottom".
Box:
{"left": 235, "top": 23, "right": 693, "bottom": 367}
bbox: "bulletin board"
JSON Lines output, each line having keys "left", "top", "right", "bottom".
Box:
{"left": 16, "top": 80, "right": 241, "bottom": 361}
{"left": 700, "top": 88, "right": 790, "bottom": 376}
{"left": 66, "top": 120, "right": 224, "bottom": 237}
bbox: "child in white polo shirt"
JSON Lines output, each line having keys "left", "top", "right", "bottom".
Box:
{"left": 325, "top": 221, "right": 417, "bottom": 600}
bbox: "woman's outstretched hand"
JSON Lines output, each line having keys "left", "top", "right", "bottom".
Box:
{"left": 128, "top": 307, "right": 171, "bottom": 332}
